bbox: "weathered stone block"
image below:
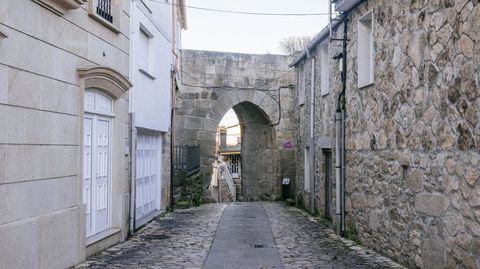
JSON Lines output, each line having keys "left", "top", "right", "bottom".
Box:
{"left": 185, "top": 116, "right": 204, "bottom": 130}
{"left": 422, "top": 238, "right": 445, "bottom": 269}
{"left": 415, "top": 193, "right": 447, "bottom": 216}
{"left": 408, "top": 170, "right": 424, "bottom": 193}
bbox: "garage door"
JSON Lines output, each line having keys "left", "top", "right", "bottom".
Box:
{"left": 135, "top": 134, "right": 161, "bottom": 222}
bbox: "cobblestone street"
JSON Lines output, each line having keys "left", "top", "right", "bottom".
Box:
{"left": 75, "top": 203, "right": 406, "bottom": 269}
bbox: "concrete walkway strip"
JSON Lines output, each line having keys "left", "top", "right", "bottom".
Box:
{"left": 204, "top": 202, "right": 284, "bottom": 269}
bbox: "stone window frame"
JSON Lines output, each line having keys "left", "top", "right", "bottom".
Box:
{"left": 298, "top": 63, "right": 306, "bottom": 106}
{"left": 319, "top": 40, "right": 330, "bottom": 96}
{"left": 304, "top": 146, "right": 311, "bottom": 192}
{"left": 31, "top": 0, "right": 87, "bottom": 16}
{"left": 138, "top": 23, "right": 156, "bottom": 80}
{"left": 357, "top": 10, "right": 375, "bottom": 88}
{"left": 87, "top": 0, "right": 122, "bottom": 34}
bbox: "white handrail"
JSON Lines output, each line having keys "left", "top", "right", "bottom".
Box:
{"left": 219, "top": 162, "right": 236, "bottom": 202}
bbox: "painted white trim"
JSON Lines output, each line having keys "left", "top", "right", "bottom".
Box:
{"left": 357, "top": 10, "right": 375, "bottom": 88}
{"left": 320, "top": 41, "right": 330, "bottom": 96}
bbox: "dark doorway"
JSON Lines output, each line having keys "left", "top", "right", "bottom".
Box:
{"left": 323, "top": 150, "right": 333, "bottom": 220}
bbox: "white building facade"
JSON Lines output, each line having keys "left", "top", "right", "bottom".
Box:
{"left": 129, "top": 0, "right": 186, "bottom": 229}
{"left": 0, "top": 0, "right": 186, "bottom": 267}
{"left": 0, "top": 0, "right": 132, "bottom": 268}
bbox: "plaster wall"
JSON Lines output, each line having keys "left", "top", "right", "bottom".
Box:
{"left": 129, "top": 0, "right": 175, "bottom": 132}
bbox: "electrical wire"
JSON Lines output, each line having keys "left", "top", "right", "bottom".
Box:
{"left": 148, "top": 0, "right": 332, "bottom": 16}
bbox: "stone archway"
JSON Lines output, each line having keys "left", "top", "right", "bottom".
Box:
{"left": 200, "top": 90, "right": 281, "bottom": 200}
{"left": 175, "top": 50, "right": 297, "bottom": 201}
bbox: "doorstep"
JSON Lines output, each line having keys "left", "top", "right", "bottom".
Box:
{"left": 86, "top": 228, "right": 122, "bottom": 257}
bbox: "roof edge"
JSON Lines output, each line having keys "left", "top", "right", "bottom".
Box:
{"left": 289, "top": 16, "right": 343, "bottom": 67}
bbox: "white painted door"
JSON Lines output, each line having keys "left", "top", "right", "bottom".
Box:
{"left": 95, "top": 118, "right": 110, "bottom": 232}
{"left": 135, "top": 134, "right": 161, "bottom": 221}
{"left": 83, "top": 115, "right": 111, "bottom": 237}
{"left": 83, "top": 117, "right": 93, "bottom": 237}
{"left": 83, "top": 90, "right": 113, "bottom": 238}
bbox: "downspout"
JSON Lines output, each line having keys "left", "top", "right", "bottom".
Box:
{"left": 129, "top": 113, "right": 137, "bottom": 235}
{"left": 169, "top": 0, "right": 178, "bottom": 211}
{"left": 335, "top": 14, "right": 349, "bottom": 236}
{"left": 308, "top": 51, "right": 316, "bottom": 215}
{"left": 128, "top": 2, "right": 136, "bottom": 235}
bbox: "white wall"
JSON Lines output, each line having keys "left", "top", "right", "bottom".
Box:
{"left": 0, "top": 0, "right": 131, "bottom": 267}
{"left": 130, "top": 0, "right": 178, "bottom": 132}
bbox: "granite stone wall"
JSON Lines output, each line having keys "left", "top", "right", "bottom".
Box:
{"left": 294, "top": 0, "right": 480, "bottom": 268}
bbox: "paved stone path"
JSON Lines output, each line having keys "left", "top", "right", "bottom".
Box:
{"left": 75, "top": 202, "right": 406, "bottom": 269}
{"left": 75, "top": 204, "right": 228, "bottom": 268}
{"left": 263, "top": 203, "right": 405, "bottom": 269}
{"left": 204, "top": 203, "right": 282, "bottom": 269}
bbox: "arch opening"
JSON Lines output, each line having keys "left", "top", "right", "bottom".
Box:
{"left": 211, "top": 101, "right": 280, "bottom": 201}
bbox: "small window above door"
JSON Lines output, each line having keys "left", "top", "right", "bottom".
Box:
{"left": 85, "top": 89, "right": 114, "bottom": 116}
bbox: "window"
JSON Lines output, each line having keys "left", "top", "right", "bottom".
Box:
{"left": 96, "top": 0, "right": 113, "bottom": 23}
{"left": 138, "top": 25, "right": 154, "bottom": 77}
{"left": 320, "top": 42, "right": 330, "bottom": 96}
{"left": 298, "top": 63, "right": 305, "bottom": 105}
{"left": 304, "top": 146, "right": 310, "bottom": 192}
{"left": 357, "top": 11, "right": 374, "bottom": 88}
{"left": 88, "top": 0, "right": 121, "bottom": 33}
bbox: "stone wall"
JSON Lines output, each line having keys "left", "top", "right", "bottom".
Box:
{"left": 161, "top": 131, "right": 172, "bottom": 210}
{"left": 294, "top": 0, "right": 480, "bottom": 268}
{"left": 176, "top": 50, "right": 296, "bottom": 201}
{"left": 173, "top": 170, "right": 203, "bottom": 208}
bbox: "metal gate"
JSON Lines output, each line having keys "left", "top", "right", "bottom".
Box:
{"left": 135, "top": 134, "right": 161, "bottom": 222}
{"left": 229, "top": 154, "right": 241, "bottom": 178}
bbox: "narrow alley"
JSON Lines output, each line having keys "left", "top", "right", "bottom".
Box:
{"left": 75, "top": 202, "right": 405, "bottom": 269}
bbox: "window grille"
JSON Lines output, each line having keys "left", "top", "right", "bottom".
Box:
{"left": 97, "top": 0, "right": 113, "bottom": 23}
{"left": 174, "top": 145, "right": 200, "bottom": 176}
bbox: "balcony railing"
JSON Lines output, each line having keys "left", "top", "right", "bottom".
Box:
{"left": 96, "top": 0, "right": 113, "bottom": 23}
{"left": 174, "top": 145, "right": 200, "bottom": 176}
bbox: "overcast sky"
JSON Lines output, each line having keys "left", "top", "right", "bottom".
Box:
{"left": 181, "top": 0, "right": 330, "bottom": 127}
{"left": 181, "top": 0, "right": 330, "bottom": 54}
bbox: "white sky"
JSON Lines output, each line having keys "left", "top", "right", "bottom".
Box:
{"left": 219, "top": 109, "right": 238, "bottom": 126}
{"left": 181, "top": 0, "right": 330, "bottom": 54}
{"left": 182, "top": 1, "right": 330, "bottom": 130}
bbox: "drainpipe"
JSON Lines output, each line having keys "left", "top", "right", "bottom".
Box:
{"left": 335, "top": 109, "right": 342, "bottom": 235}
{"left": 169, "top": 0, "right": 178, "bottom": 211}
{"left": 129, "top": 113, "right": 137, "bottom": 235}
{"left": 128, "top": 2, "right": 135, "bottom": 236}
{"left": 335, "top": 14, "right": 349, "bottom": 236}
{"left": 307, "top": 51, "right": 316, "bottom": 215}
